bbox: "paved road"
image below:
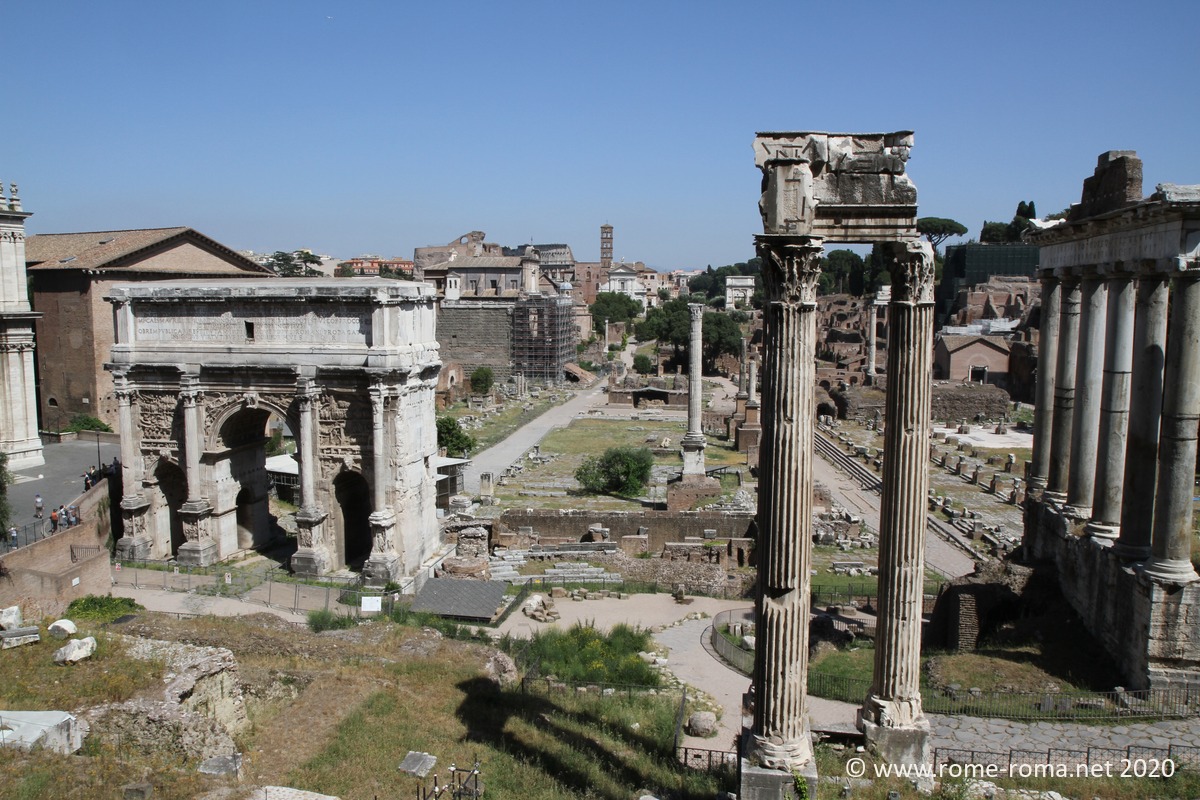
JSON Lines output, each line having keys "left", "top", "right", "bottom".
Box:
{"left": 7, "top": 438, "right": 122, "bottom": 533}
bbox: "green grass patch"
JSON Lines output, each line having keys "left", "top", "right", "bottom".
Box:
{"left": 0, "top": 633, "right": 161, "bottom": 710}
{"left": 65, "top": 594, "right": 143, "bottom": 624}
{"left": 517, "top": 622, "right": 661, "bottom": 686}
{"left": 306, "top": 609, "right": 358, "bottom": 632}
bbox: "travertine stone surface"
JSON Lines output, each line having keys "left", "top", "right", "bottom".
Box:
{"left": 1065, "top": 271, "right": 1108, "bottom": 518}
{"left": 1028, "top": 272, "right": 1060, "bottom": 490}
{"left": 1087, "top": 272, "right": 1134, "bottom": 538}
{"left": 748, "top": 235, "right": 822, "bottom": 771}
{"left": 1046, "top": 273, "right": 1081, "bottom": 500}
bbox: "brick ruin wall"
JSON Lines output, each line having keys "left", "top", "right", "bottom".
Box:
{"left": 930, "top": 383, "right": 1011, "bottom": 423}
{"left": 1024, "top": 498, "right": 1200, "bottom": 691}
{"left": 437, "top": 303, "right": 515, "bottom": 381}
{"left": 496, "top": 509, "right": 754, "bottom": 552}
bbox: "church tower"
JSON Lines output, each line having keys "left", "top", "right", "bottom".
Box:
{"left": 600, "top": 224, "right": 613, "bottom": 269}
{"left": 0, "top": 182, "right": 45, "bottom": 469}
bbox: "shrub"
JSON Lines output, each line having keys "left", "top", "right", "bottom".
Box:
{"left": 65, "top": 414, "right": 112, "bottom": 433}
{"left": 632, "top": 353, "right": 654, "bottom": 374}
{"left": 436, "top": 415, "right": 476, "bottom": 456}
{"left": 307, "top": 608, "right": 358, "bottom": 632}
{"left": 469, "top": 366, "right": 495, "bottom": 395}
{"left": 575, "top": 446, "right": 654, "bottom": 497}
{"left": 519, "top": 622, "right": 660, "bottom": 686}
{"left": 65, "top": 595, "right": 143, "bottom": 623}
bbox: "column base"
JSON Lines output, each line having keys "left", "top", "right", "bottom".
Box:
{"left": 1140, "top": 557, "right": 1200, "bottom": 586}
{"left": 860, "top": 717, "right": 931, "bottom": 770}
{"left": 1027, "top": 475, "right": 1047, "bottom": 491}
{"left": 1043, "top": 490, "right": 1067, "bottom": 505}
{"left": 1084, "top": 521, "right": 1119, "bottom": 542}
{"left": 362, "top": 554, "right": 400, "bottom": 586}
{"left": 114, "top": 535, "right": 152, "bottom": 561}
{"left": 739, "top": 757, "right": 817, "bottom": 800}
{"left": 1062, "top": 503, "right": 1092, "bottom": 521}
{"left": 743, "top": 725, "right": 815, "bottom": 773}
{"left": 2, "top": 440, "right": 45, "bottom": 471}
{"left": 176, "top": 539, "right": 219, "bottom": 567}
{"left": 291, "top": 547, "right": 330, "bottom": 577}
{"left": 1113, "top": 541, "right": 1151, "bottom": 562}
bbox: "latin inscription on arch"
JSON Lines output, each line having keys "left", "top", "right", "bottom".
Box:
{"left": 135, "top": 305, "right": 369, "bottom": 345}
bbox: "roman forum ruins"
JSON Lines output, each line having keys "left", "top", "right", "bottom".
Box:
{"left": 106, "top": 278, "right": 443, "bottom": 584}
{"left": 746, "top": 131, "right": 936, "bottom": 793}
{"left": 1026, "top": 152, "right": 1200, "bottom": 690}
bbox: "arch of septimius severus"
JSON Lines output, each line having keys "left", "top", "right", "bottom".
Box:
{"left": 746, "top": 131, "right": 935, "bottom": 795}
{"left": 107, "top": 278, "right": 442, "bottom": 584}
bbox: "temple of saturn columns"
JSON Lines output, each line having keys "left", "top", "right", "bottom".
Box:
{"left": 1026, "top": 151, "right": 1200, "bottom": 691}
{"left": 744, "top": 131, "right": 935, "bottom": 796}
{"left": 106, "top": 279, "right": 443, "bottom": 584}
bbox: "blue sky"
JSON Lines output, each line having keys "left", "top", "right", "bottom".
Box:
{"left": 7, "top": 1, "right": 1198, "bottom": 270}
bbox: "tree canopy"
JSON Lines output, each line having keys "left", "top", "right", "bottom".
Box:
{"left": 267, "top": 250, "right": 322, "bottom": 277}
{"left": 687, "top": 258, "right": 763, "bottom": 307}
{"left": 574, "top": 447, "right": 654, "bottom": 497}
{"left": 589, "top": 292, "right": 643, "bottom": 332}
{"left": 636, "top": 298, "right": 691, "bottom": 355}
{"left": 436, "top": 416, "right": 476, "bottom": 457}
{"left": 701, "top": 311, "right": 742, "bottom": 372}
{"left": 469, "top": 366, "right": 494, "bottom": 395}
{"left": 819, "top": 249, "right": 865, "bottom": 295}
{"left": 916, "top": 217, "right": 968, "bottom": 253}
{"left": 980, "top": 201, "right": 1037, "bottom": 243}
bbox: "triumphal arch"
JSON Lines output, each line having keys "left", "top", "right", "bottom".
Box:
{"left": 106, "top": 279, "right": 441, "bottom": 583}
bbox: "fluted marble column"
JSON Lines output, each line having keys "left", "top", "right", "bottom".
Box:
{"left": 860, "top": 240, "right": 935, "bottom": 766}
{"left": 114, "top": 374, "right": 151, "bottom": 560}
{"left": 1115, "top": 273, "right": 1169, "bottom": 560}
{"left": 1065, "top": 271, "right": 1108, "bottom": 518}
{"left": 177, "top": 374, "right": 216, "bottom": 566}
{"left": 1086, "top": 272, "right": 1134, "bottom": 540}
{"left": 365, "top": 381, "right": 399, "bottom": 583}
{"left": 748, "top": 234, "right": 822, "bottom": 772}
{"left": 1046, "top": 272, "right": 1082, "bottom": 501}
{"left": 681, "top": 304, "right": 707, "bottom": 477}
{"left": 1029, "top": 271, "right": 1061, "bottom": 490}
{"left": 292, "top": 376, "right": 330, "bottom": 575}
{"left": 867, "top": 302, "right": 878, "bottom": 378}
{"left": 1142, "top": 273, "right": 1200, "bottom": 585}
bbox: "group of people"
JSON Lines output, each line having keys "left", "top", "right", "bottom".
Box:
{"left": 32, "top": 493, "right": 80, "bottom": 534}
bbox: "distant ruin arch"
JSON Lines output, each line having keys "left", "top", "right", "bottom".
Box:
{"left": 107, "top": 279, "right": 444, "bottom": 585}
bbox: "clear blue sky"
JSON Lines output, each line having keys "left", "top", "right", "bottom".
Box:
{"left": 7, "top": 1, "right": 1198, "bottom": 271}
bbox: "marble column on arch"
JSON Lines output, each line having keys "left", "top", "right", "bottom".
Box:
{"left": 113, "top": 372, "right": 151, "bottom": 561}
{"left": 1065, "top": 268, "right": 1107, "bottom": 519}
{"left": 1045, "top": 270, "right": 1082, "bottom": 502}
{"left": 364, "top": 378, "right": 400, "bottom": 584}
{"left": 176, "top": 373, "right": 217, "bottom": 567}
{"left": 1086, "top": 267, "right": 1134, "bottom": 540}
{"left": 859, "top": 240, "right": 935, "bottom": 767}
{"left": 1115, "top": 269, "right": 1169, "bottom": 560}
{"left": 291, "top": 376, "right": 330, "bottom": 576}
{"left": 1141, "top": 271, "right": 1200, "bottom": 585}
{"left": 1028, "top": 269, "right": 1060, "bottom": 491}
{"left": 746, "top": 234, "right": 822, "bottom": 778}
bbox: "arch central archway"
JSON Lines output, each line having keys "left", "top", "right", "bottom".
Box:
{"left": 334, "top": 470, "right": 372, "bottom": 570}
{"left": 153, "top": 459, "right": 186, "bottom": 557}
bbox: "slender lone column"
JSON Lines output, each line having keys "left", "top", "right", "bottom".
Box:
{"left": 1065, "top": 270, "right": 1107, "bottom": 518}
{"left": 747, "top": 356, "right": 758, "bottom": 405}
{"left": 1115, "top": 272, "right": 1169, "bottom": 560}
{"left": 1046, "top": 272, "right": 1082, "bottom": 500}
{"left": 1029, "top": 271, "right": 1061, "bottom": 489}
{"left": 1087, "top": 272, "right": 1134, "bottom": 539}
{"left": 738, "top": 338, "right": 749, "bottom": 399}
{"left": 1142, "top": 273, "right": 1200, "bottom": 584}
{"left": 748, "top": 235, "right": 822, "bottom": 772}
{"left": 867, "top": 302, "right": 878, "bottom": 377}
{"left": 681, "top": 303, "right": 707, "bottom": 476}
{"left": 114, "top": 375, "right": 143, "bottom": 505}
{"left": 860, "top": 240, "right": 935, "bottom": 765}
{"left": 180, "top": 376, "right": 204, "bottom": 506}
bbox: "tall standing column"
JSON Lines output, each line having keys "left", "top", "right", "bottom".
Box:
{"left": 867, "top": 302, "right": 878, "bottom": 379}
{"left": 1142, "top": 273, "right": 1200, "bottom": 585}
{"left": 1029, "top": 270, "right": 1061, "bottom": 490}
{"left": 1046, "top": 272, "right": 1082, "bottom": 501}
{"left": 681, "top": 303, "right": 707, "bottom": 477}
{"left": 1086, "top": 271, "right": 1134, "bottom": 540}
{"left": 292, "top": 376, "right": 330, "bottom": 576}
{"left": 1065, "top": 270, "right": 1108, "bottom": 518}
{"left": 860, "top": 240, "right": 935, "bottom": 766}
{"left": 365, "top": 380, "right": 400, "bottom": 583}
{"left": 1115, "top": 272, "right": 1169, "bottom": 560}
{"left": 747, "top": 235, "right": 822, "bottom": 774}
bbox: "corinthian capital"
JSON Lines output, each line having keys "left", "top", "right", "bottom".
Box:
{"left": 755, "top": 235, "right": 824, "bottom": 307}
{"left": 888, "top": 239, "right": 936, "bottom": 304}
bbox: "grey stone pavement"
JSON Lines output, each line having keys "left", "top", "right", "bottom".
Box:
{"left": 5, "top": 438, "right": 122, "bottom": 543}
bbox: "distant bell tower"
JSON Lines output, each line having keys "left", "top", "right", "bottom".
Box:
{"left": 0, "top": 181, "right": 45, "bottom": 468}
{"left": 600, "top": 224, "right": 613, "bottom": 269}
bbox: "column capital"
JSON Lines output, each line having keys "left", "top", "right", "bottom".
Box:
{"left": 179, "top": 376, "right": 201, "bottom": 407}
{"left": 688, "top": 302, "right": 704, "bottom": 321}
{"left": 887, "top": 239, "right": 936, "bottom": 305}
{"left": 755, "top": 234, "right": 824, "bottom": 307}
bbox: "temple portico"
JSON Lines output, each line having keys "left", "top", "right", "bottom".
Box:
{"left": 106, "top": 279, "right": 442, "bottom": 584}
{"left": 1025, "top": 152, "right": 1200, "bottom": 690}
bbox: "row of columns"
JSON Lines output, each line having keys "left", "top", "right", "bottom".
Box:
{"left": 749, "top": 235, "right": 936, "bottom": 771}
{"left": 1030, "top": 266, "right": 1199, "bottom": 583}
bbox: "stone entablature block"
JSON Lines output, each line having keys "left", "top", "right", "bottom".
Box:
{"left": 754, "top": 131, "right": 918, "bottom": 242}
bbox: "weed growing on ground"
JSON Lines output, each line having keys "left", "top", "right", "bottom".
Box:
{"left": 515, "top": 621, "right": 661, "bottom": 686}
{"left": 64, "top": 595, "right": 143, "bottom": 623}
{"left": 305, "top": 608, "right": 357, "bottom": 632}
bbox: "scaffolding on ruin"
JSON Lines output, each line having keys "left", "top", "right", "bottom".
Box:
{"left": 511, "top": 292, "right": 577, "bottom": 383}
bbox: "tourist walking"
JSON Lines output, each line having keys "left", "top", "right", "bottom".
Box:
{"left": 6, "top": 526, "right": 16, "bottom": 551}
{"left": 49, "top": 507, "right": 59, "bottom": 533}
{"left": 34, "top": 494, "right": 43, "bottom": 519}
